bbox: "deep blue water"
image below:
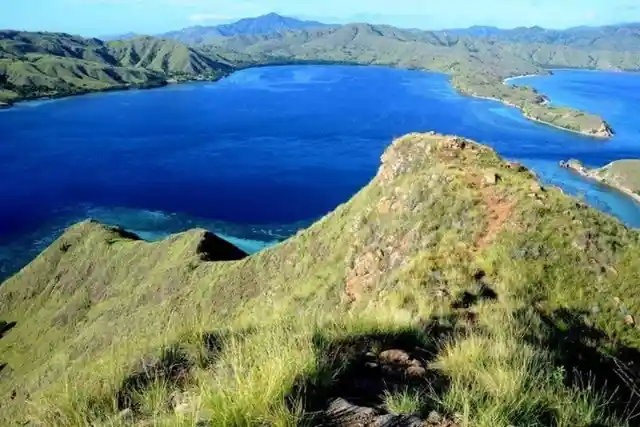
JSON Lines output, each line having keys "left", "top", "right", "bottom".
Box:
{"left": 1, "top": 66, "right": 639, "bottom": 279}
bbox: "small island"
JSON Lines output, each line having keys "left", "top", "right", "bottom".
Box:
{"left": 561, "top": 158, "right": 640, "bottom": 202}
{"left": 452, "top": 74, "right": 615, "bottom": 139}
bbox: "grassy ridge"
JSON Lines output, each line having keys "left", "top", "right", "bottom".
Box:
{"left": 0, "top": 31, "right": 232, "bottom": 104}
{"left": 1, "top": 133, "right": 640, "bottom": 426}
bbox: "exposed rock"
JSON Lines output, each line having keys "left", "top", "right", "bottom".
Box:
{"left": 483, "top": 172, "right": 500, "bottom": 185}
{"left": 379, "top": 349, "right": 410, "bottom": 364}
{"left": 624, "top": 315, "right": 635, "bottom": 327}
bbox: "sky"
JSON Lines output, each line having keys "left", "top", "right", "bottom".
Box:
{"left": 2, "top": 0, "right": 640, "bottom": 36}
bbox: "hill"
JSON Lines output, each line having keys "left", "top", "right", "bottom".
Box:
{"left": 160, "top": 13, "right": 332, "bottom": 45}
{"left": 107, "top": 36, "right": 232, "bottom": 77}
{"left": 201, "top": 23, "right": 621, "bottom": 137}
{"left": 1, "top": 132, "right": 640, "bottom": 426}
{"left": 445, "top": 23, "right": 640, "bottom": 52}
{"left": 0, "top": 31, "right": 231, "bottom": 104}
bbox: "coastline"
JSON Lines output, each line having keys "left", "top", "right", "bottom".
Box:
{"left": 458, "top": 89, "right": 611, "bottom": 139}
{"left": 503, "top": 73, "right": 541, "bottom": 84}
{"left": 0, "top": 73, "right": 231, "bottom": 110}
{"left": 561, "top": 161, "right": 640, "bottom": 205}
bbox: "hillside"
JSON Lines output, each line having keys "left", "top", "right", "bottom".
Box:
{"left": 2, "top": 133, "right": 640, "bottom": 426}
{"left": 445, "top": 23, "right": 640, "bottom": 52}
{"left": 0, "top": 31, "right": 231, "bottom": 104}
{"left": 161, "top": 13, "right": 332, "bottom": 45}
{"left": 201, "top": 23, "right": 619, "bottom": 137}
{"left": 107, "top": 36, "right": 232, "bottom": 77}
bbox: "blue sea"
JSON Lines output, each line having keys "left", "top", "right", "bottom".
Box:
{"left": 1, "top": 66, "right": 639, "bottom": 279}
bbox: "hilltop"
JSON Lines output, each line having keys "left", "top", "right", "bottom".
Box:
{"left": 0, "top": 31, "right": 231, "bottom": 104}
{"left": 160, "top": 13, "right": 333, "bottom": 45}
{"left": 2, "top": 132, "right": 640, "bottom": 426}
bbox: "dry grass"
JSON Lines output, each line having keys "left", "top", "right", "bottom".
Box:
{"left": 1, "top": 133, "right": 639, "bottom": 426}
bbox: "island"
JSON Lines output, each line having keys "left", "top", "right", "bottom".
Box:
{"left": 451, "top": 74, "right": 615, "bottom": 139}
{"left": 561, "top": 158, "right": 640, "bottom": 202}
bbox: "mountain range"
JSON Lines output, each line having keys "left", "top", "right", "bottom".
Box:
{"left": 160, "top": 12, "right": 333, "bottom": 45}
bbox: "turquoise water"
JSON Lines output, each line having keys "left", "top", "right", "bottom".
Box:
{"left": 0, "top": 66, "right": 639, "bottom": 279}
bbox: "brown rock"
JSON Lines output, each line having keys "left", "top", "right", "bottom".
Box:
{"left": 379, "top": 349, "right": 410, "bottom": 364}
{"left": 531, "top": 182, "right": 544, "bottom": 193}
{"left": 624, "top": 315, "right": 635, "bottom": 326}
{"left": 483, "top": 172, "right": 499, "bottom": 185}
{"left": 406, "top": 365, "right": 427, "bottom": 378}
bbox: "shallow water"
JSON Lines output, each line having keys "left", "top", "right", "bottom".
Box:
{"left": 1, "top": 66, "right": 639, "bottom": 279}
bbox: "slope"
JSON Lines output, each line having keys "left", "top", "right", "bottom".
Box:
{"left": 0, "top": 32, "right": 232, "bottom": 104}
{"left": 445, "top": 23, "right": 640, "bottom": 52}
{"left": 107, "top": 36, "right": 232, "bottom": 77}
{"left": 1, "top": 133, "right": 639, "bottom": 426}
{"left": 160, "top": 13, "right": 332, "bottom": 45}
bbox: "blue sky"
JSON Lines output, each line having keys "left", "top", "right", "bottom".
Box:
{"left": 3, "top": 0, "right": 640, "bottom": 36}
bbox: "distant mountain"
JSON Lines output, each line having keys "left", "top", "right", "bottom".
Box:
{"left": 161, "top": 13, "right": 333, "bottom": 45}
{"left": 0, "top": 31, "right": 231, "bottom": 104}
{"left": 100, "top": 32, "right": 140, "bottom": 41}
{"left": 444, "top": 23, "right": 640, "bottom": 52}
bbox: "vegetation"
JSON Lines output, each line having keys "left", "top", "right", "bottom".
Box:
{"left": 199, "top": 23, "right": 630, "bottom": 137}
{"left": 0, "top": 31, "right": 231, "bottom": 104}
{"left": 2, "top": 133, "right": 640, "bottom": 426}
{"left": 562, "top": 159, "right": 640, "bottom": 200}
{"left": 2, "top": 20, "right": 639, "bottom": 136}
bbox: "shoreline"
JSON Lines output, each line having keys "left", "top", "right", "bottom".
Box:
{"left": 503, "top": 73, "right": 541, "bottom": 84}
{"left": 0, "top": 73, "right": 231, "bottom": 110}
{"left": 459, "top": 91, "right": 610, "bottom": 139}
{"left": 561, "top": 161, "right": 640, "bottom": 205}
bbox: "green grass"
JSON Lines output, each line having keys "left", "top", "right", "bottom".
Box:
{"left": 1, "top": 133, "right": 640, "bottom": 426}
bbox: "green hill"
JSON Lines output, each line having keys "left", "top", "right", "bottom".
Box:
{"left": 107, "top": 36, "right": 232, "bottom": 77}
{"left": 446, "top": 23, "right": 640, "bottom": 52}
{"left": 0, "top": 32, "right": 232, "bottom": 104}
{"left": 561, "top": 159, "right": 640, "bottom": 201}
{"left": 2, "top": 133, "right": 639, "bottom": 426}
{"left": 596, "top": 160, "right": 640, "bottom": 194}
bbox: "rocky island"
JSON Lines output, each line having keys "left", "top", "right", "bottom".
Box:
{"left": 561, "top": 158, "right": 640, "bottom": 202}
{"left": 2, "top": 132, "right": 640, "bottom": 426}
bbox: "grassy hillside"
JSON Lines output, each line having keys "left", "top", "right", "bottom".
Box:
{"left": 107, "top": 37, "right": 232, "bottom": 78}
{"left": 2, "top": 133, "right": 640, "bottom": 426}
{"left": 446, "top": 23, "right": 640, "bottom": 52}
{"left": 0, "top": 32, "right": 231, "bottom": 104}
{"left": 562, "top": 159, "right": 640, "bottom": 201}
{"left": 201, "top": 24, "right": 619, "bottom": 138}
{"left": 596, "top": 160, "right": 640, "bottom": 194}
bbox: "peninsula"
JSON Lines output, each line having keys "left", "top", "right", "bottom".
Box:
{"left": 561, "top": 158, "right": 640, "bottom": 203}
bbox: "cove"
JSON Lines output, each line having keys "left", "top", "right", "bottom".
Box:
{"left": 1, "top": 65, "right": 639, "bottom": 280}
